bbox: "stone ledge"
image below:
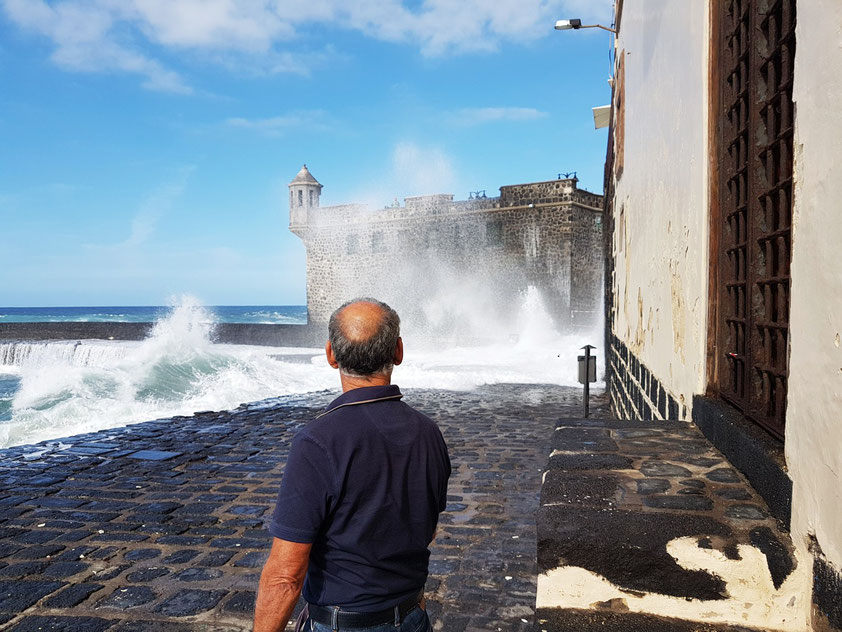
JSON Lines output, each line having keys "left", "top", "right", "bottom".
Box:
{"left": 692, "top": 396, "right": 791, "bottom": 529}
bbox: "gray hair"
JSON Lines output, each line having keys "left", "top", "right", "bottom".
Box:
{"left": 328, "top": 298, "right": 401, "bottom": 377}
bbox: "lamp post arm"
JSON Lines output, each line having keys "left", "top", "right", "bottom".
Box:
{"left": 581, "top": 23, "right": 617, "bottom": 34}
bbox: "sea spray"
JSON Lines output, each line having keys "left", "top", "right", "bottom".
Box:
{"left": 0, "top": 293, "right": 601, "bottom": 448}
{"left": 0, "top": 301, "right": 332, "bottom": 448}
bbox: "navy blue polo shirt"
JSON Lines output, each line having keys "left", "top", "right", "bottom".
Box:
{"left": 268, "top": 384, "right": 451, "bottom": 611}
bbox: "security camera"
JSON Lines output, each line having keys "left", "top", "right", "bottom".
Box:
{"left": 554, "top": 19, "right": 582, "bottom": 30}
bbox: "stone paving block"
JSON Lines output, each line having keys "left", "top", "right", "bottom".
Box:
{"left": 172, "top": 567, "right": 223, "bottom": 581}
{"left": 232, "top": 551, "right": 267, "bottom": 568}
{"left": 642, "top": 495, "right": 715, "bottom": 511}
{"left": 221, "top": 590, "right": 255, "bottom": 616}
{"left": 13, "top": 529, "right": 64, "bottom": 544}
{"left": 124, "top": 548, "right": 160, "bottom": 561}
{"left": 12, "top": 544, "right": 66, "bottom": 559}
{"left": 54, "top": 545, "right": 98, "bottom": 561}
{"left": 53, "top": 530, "right": 92, "bottom": 543}
{"left": 198, "top": 551, "right": 235, "bottom": 567}
{"left": 162, "top": 549, "right": 200, "bottom": 564}
{"left": 640, "top": 461, "right": 693, "bottom": 478}
{"left": 0, "top": 579, "right": 66, "bottom": 611}
{"left": 0, "top": 561, "right": 48, "bottom": 578}
{"left": 227, "top": 505, "right": 266, "bottom": 516}
{"left": 5, "top": 615, "right": 116, "bottom": 632}
{"left": 706, "top": 468, "right": 742, "bottom": 483}
{"left": 153, "top": 535, "right": 209, "bottom": 546}
{"left": 89, "top": 564, "right": 129, "bottom": 581}
{"left": 125, "top": 567, "right": 170, "bottom": 583}
{"left": 90, "top": 533, "right": 149, "bottom": 543}
{"left": 95, "top": 585, "right": 158, "bottom": 610}
{"left": 43, "top": 583, "right": 105, "bottom": 608}
{"left": 26, "top": 497, "right": 86, "bottom": 509}
{"left": 85, "top": 546, "right": 120, "bottom": 561}
{"left": 154, "top": 589, "right": 226, "bottom": 616}
{"left": 43, "top": 561, "right": 90, "bottom": 578}
{"left": 127, "top": 450, "right": 181, "bottom": 461}
{"left": 724, "top": 504, "right": 767, "bottom": 520}
{"left": 208, "top": 537, "right": 265, "bottom": 549}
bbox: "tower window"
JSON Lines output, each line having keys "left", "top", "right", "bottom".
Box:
{"left": 486, "top": 220, "right": 503, "bottom": 246}
{"left": 372, "top": 231, "right": 385, "bottom": 252}
{"left": 309, "top": 190, "right": 314, "bottom": 206}
{"left": 298, "top": 190, "right": 303, "bottom": 207}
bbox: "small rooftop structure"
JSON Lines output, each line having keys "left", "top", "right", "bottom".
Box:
{"left": 289, "top": 164, "right": 322, "bottom": 187}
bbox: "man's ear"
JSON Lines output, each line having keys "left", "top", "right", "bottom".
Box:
{"left": 393, "top": 337, "right": 404, "bottom": 366}
{"left": 325, "top": 341, "right": 339, "bottom": 369}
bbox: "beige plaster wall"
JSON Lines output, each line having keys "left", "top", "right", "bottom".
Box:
{"left": 610, "top": 0, "right": 710, "bottom": 417}
{"left": 786, "top": 0, "right": 842, "bottom": 572}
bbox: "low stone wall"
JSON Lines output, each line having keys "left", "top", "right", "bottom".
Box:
{"left": 0, "top": 323, "right": 322, "bottom": 348}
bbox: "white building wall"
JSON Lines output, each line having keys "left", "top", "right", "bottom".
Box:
{"left": 611, "top": 0, "right": 710, "bottom": 417}
{"left": 787, "top": 0, "right": 842, "bottom": 574}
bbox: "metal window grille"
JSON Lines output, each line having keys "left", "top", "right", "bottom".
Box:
{"left": 717, "top": 0, "right": 795, "bottom": 439}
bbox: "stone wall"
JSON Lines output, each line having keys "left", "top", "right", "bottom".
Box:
{"left": 290, "top": 178, "right": 603, "bottom": 336}
{"left": 0, "top": 322, "right": 321, "bottom": 347}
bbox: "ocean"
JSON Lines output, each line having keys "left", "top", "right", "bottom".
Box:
{"left": 0, "top": 294, "right": 601, "bottom": 449}
{"left": 0, "top": 305, "right": 308, "bottom": 325}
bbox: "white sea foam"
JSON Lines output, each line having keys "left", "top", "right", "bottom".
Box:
{"left": 0, "top": 293, "right": 601, "bottom": 448}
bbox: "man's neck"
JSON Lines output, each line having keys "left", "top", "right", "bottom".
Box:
{"left": 338, "top": 372, "right": 392, "bottom": 393}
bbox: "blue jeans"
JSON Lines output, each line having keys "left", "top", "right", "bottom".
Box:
{"left": 308, "top": 605, "right": 431, "bottom": 632}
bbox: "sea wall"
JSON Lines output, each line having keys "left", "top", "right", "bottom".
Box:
{"left": 0, "top": 323, "right": 323, "bottom": 348}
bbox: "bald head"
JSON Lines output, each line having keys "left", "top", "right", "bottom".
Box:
{"left": 328, "top": 298, "right": 401, "bottom": 377}
{"left": 334, "top": 301, "right": 388, "bottom": 343}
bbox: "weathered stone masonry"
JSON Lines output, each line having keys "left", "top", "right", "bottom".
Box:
{"left": 287, "top": 165, "right": 604, "bottom": 334}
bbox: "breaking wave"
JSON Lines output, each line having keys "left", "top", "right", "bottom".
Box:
{"left": 0, "top": 293, "right": 600, "bottom": 448}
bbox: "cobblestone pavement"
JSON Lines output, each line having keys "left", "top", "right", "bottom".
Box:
{"left": 0, "top": 384, "right": 606, "bottom": 632}
{"left": 536, "top": 418, "right": 800, "bottom": 632}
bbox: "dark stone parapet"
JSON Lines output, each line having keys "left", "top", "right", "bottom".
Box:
{"left": 692, "top": 396, "right": 791, "bottom": 529}
{"left": 0, "top": 322, "right": 323, "bottom": 347}
{"left": 0, "top": 322, "right": 153, "bottom": 342}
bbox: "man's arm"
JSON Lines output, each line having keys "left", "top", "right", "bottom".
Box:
{"left": 253, "top": 537, "right": 312, "bottom": 632}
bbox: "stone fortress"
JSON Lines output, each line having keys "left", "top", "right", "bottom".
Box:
{"left": 288, "top": 165, "right": 604, "bottom": 337}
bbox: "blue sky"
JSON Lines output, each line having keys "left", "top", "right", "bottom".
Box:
{"left": 0, "top": 0, "right": 613, "bottom": 307}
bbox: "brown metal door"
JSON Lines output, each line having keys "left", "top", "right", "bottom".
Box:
{"left": 716, "top": 0, "right": 795, "bottom": 440}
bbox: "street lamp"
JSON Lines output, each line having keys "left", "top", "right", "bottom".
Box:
{"left": 554, "top": 18, "right": 617, "bottom": 34}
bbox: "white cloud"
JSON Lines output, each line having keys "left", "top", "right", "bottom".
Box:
{"left": 1, "top": 0, "right": 615, "bottom": 91}
{"left": 449, "top": 107, "right": 549, "bottom": 126}
{"left": 2, "top": 0, "right": 193, "bottom": 93}
{"left": 226, "top": 111, "right": 329, "bottom": 136}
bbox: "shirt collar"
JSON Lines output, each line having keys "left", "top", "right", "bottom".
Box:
{"left": 319, "top": 384, "right": 403, "bottom": 418}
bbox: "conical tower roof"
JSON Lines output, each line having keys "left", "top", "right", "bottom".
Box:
{"left": 289, "top": 164, "right": 322, "bottom": 187}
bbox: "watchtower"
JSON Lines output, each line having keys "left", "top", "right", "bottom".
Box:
{"left": 288, "top": 164, "right": 322, "bottom": 235}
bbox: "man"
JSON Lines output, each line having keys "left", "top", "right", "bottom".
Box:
{"left": 254, "top": 298, "right": 451, "bottom": 632}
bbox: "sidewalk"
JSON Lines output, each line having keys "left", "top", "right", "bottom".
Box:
{"left": 536, "top": 417, "right": 808, "bottom": 632}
